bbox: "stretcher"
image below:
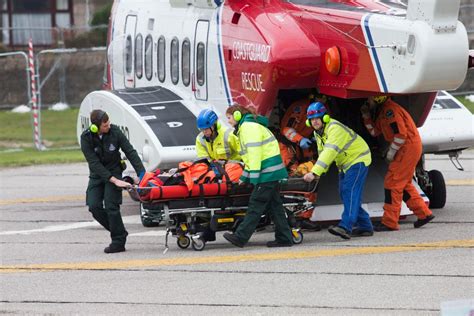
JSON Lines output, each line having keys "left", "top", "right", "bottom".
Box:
{"left": 131, "top": 172, "right": 318, "bottom": 251}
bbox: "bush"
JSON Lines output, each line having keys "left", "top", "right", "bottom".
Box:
{"left": 91, "top": 3, "right": 113, "bottom": 26}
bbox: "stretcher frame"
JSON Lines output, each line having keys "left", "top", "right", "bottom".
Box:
{"left": 133, "top": 179, "right": 318, "bottom": 252}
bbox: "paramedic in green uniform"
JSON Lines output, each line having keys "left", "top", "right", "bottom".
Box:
{"left": 80, "top": 109, "right": 145, "bottom": 253}
{"left": 223, "top": 105, "right": 294, "bottom": 248}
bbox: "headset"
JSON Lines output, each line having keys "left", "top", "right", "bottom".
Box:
{"left": 90, "top": 110, "right": 107, "bottom": 133}
{"left": 305, "top": 113, "right": 330, "bottom": 127}
{"left": 233, "top": 110, "right": 242, "bottom": 122}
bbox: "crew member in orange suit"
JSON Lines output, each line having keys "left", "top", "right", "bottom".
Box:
{"left": 361, "top": 96, "right": 435, "bottom": 231}
{"left": 278, "top": 95, "right": 327, "bottom": 230}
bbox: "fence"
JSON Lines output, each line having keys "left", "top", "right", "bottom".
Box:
{"left": 0, "top": 25, "right": 108, "bottom": 50}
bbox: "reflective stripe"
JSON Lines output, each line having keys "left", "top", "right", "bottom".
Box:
{"left": 341, "top": 149, "right": 371, "bottom": 170}
{"left": 394, "top": 137, "right": 405, "bottom": 144}
{"left": 341, "top": 134, "right": 357, "bottom": 152}
{"left": 261, "top": 163, "right": 285, "bottom": 174}
{"left": 223, "top": 128, "right": 232, "bottom": 158}
{"left": 287, "top": 131, "right": 297, "bottom": 140}
{"left": 390, "top": 143, "right": 401, "bottom": 150}
{"left": 248, "top": 172, "right": 261, "bottom": 179}
{"left": 316, "top": 160, "right": 328, "bottom": 169}
{"left": 324, "top": 143, "right": 342, "bottom": 152}
{"left": 199, "top": 135, "right": 210, "bottom": 156}
{"left": 328, "top": 121, "right": 355, "bottom": 138}
{"left": 245, "top": 135, "right": 276, "bottom": 148}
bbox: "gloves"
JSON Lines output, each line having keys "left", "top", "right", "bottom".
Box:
{"left": 299, "top": 138, "right": 312, "bottom": 149}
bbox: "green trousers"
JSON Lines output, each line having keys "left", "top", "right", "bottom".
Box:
{"left": 235, "top": 181, "right": 293, "bottom": 244}
{"left": 86, "top": 176, "right": 127, "bottom": 246}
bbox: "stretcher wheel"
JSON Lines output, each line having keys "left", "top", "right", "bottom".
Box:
{"left": 292, "top": 229, "right": 303, "bottom": 244}
{"left": 177, "top": 235, "right": 191, "bottom": 249}
{"left": 191, "top": 238, "right": 206, "bottom": 251}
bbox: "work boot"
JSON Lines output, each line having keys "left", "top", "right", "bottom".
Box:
{"left": 104, "top": 244, "right": 126, "bottom": 254}
{"left": 223, "top": 232, "right": 244, "bottom": 248}
{"left": 374, "top": 223, "right": 397, "bottom": 232}
{"left": 414, "top": 215, "right": 435, "bottom": 228}
{"left": 328, "top": 225, "right": 351, "bottom": 240}
{"left": 351, "top": 228, "right": 374, "bottom": 237}
{"left": 266, "top": 240, "right": 293, "bottom": 248}
{"left": 299, "top": 219, "right": 322, "bottom": 231}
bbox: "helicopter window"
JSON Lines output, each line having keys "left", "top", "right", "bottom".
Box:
{"left": 135, "top": 34, "right": 143, "bottom": 79}
{"left": 182, "top": 38, "right": 191, "bottom": 87}
{"left": 145, "top": 35, "right": 153, "bottom": 81}
{"left": 196, "top": 42, "right": 205, "bottom": 86}
{"left": 158, "top": 36, "right": 166, "bottom": 83}
{"left": 171, "top": 37, "right": 179, "bottom": 85}
{"left": 125, "top": 35, "right": 132, "bottom": 75}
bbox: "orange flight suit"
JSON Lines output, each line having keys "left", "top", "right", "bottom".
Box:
{"left": 363, "top": 99, "right": 432, "bottom": 230}
{"left": 280, "top": 99, "right": 315, "bottom": 162}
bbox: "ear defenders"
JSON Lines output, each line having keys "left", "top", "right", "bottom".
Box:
{"left": 90, "top": 110, "right": 106, "bottom": 133}
{"left": 233, "top": 110, "right": 242, "bottom": 122}
{"left": 306, "top": 114, "right": 330, "bottom": 127}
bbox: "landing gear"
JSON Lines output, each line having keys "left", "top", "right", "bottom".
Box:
{"left": 425, "top": 170, "right": 446, "bottom": 209}
{"left": 140, "top": 203, "right": 161, "bottom": 227}
{"left": 416, "top": 155, "right": 446, "bottom": 209}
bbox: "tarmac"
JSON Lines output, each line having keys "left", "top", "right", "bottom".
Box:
{"left": 0, "top": 152, "right": 473, "bottom": 315}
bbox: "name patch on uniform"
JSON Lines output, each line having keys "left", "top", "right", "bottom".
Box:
{"left": 385, "top": 110, "right": 394, "bottom": 118}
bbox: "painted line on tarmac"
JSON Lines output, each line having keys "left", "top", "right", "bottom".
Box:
{"left": 1, "top": 239, "right": 472, "bottom": 274}
{"left": 0, "top": 192, "right": 132, "bottom": 206}
{"left": 446, "top": 179, "right": 474, "bottom": 186}
{"left": 0, "top": 195, "right": 85, "bottom": 205}
{"left": 0, "top": 216, "right": 141, "bottom": 236}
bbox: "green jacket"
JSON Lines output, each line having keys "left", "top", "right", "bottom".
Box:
{"left": 311, "top": 118, "right": 371, "bottom": 176}
{"left": 80, "top": 125, "right": 145, "bottom": 181}
{"left": 195, "top": 123, "right": 241, "bottom": 161}
{"left": 237, "top": 114, "right": 288, "bottom": 184}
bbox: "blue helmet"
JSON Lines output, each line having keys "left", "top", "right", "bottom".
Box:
{"left": 196, "top": 109, "right": 218, "bottom": 129}
{"left": 306, "top": 102, "right": 327, "bottom": 119}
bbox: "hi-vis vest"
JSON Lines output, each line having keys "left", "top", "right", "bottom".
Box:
{"left": 237, "top": 114, "right": 288, "bottom": 184}
{"left": 195, "top": 124, "right": 241, "bottom": 161}
{"left": 311, "top": 118, "right": 371, "bottom": 176}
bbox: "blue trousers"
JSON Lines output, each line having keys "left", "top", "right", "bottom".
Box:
{"left": 337, "top": 162, "right": 373, "bottom": 233}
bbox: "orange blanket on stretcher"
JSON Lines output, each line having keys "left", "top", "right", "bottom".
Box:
{"left": 138, "top": 160, "right": 244, "bottom": 201}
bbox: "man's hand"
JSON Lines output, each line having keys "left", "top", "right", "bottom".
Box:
{"left": 299, "top": 138, "right": 312, "bottom": 149}
{"left": 110, "top": 176, "right": 132, "bottom": 189}
{"left": 303, "top": 172, "right": 320, "bottom": 183}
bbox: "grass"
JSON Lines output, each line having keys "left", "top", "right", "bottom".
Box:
{"left": 0, "top": 96, "right": 472, "bottom": 168}
{"left": 0, "top": 108, "right": 85, "bottom": 167}
{"left": 0, "top": 147, "right": 84, "bottom": 167}
{"left": 456, "top": 96, "right": 474, "bottom": 113}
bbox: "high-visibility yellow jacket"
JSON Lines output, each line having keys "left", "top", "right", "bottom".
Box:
{"left": 311, "top": 118, "right": 371, "bottom": 176}
{"left": 237, "top": 114, "right": 288, "bottom": 184}
{"left": 195, "top": 123, "right": 241, "bottom": 161}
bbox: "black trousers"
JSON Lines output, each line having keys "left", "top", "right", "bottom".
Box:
{"left": 86, "top": 177, "right": 127, "bottom": 246}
